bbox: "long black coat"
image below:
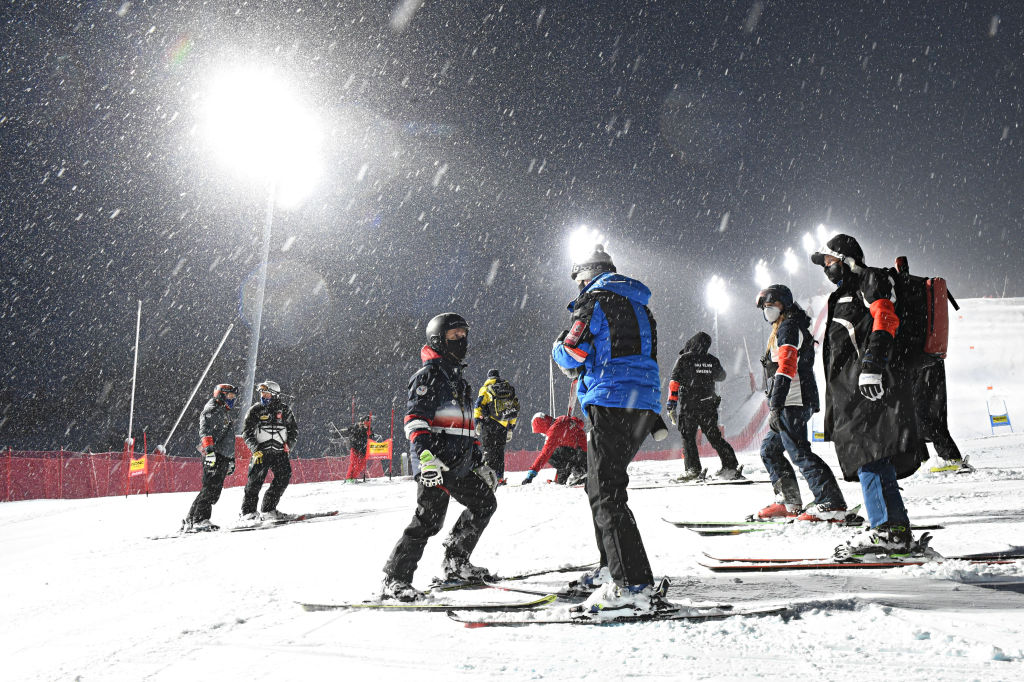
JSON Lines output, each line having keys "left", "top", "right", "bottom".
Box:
{"left": 821, "top": 268, "right": 927, "bottom": 481}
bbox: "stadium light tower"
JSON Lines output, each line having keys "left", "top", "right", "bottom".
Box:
{"left": 783, "top": 247, "right": 799, "bottom": 288}
{"left": 754, "top": 259, "right": 772, "bottom": 290}
{"left": 802, "top": 232, "right": 817, "bottom": 255}
{"left": 568, "top": 224, "right": 607, "bottom": 266}
{"left": 199, "top": 65, "right": 323, "bottom": 413}
{"left": 705, "top": 275, "right": 730, "bottom": 356}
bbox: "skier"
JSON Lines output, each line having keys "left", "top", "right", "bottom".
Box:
{"left": 913, "top": 356, "right": 970, "bottom": 472}
{"left": 473, "top": 368, "right": 519, "bottom": 484}
{"left": 381, "top": 313, "right": 499, "bottom": 601}
{"left": 522, "top": 412, "right": 588, "bottom": 486}
{"left": 754, "top": 284, "right": 848, "bottom": 521}
{"left": 181, "top": 383, "right": 237, "bottom": 532}
{"left": 665, "top": 332, "right": 741, "bottom": 481}
{"left": 239, "top": 380, "right": 298, "bottom": 522}
{"left": 552, "top": 244, "right": 667, "bottom": 615}
{"left": 336, "top": 415, "right": 381, "bottom": 482}
{"left": 811, "top": 235, "right": 928, "bottom": 556}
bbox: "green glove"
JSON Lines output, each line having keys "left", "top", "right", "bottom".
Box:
{"left": 419, "top": 450, "right": 449, "bottom": 487}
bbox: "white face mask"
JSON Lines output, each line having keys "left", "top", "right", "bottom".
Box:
{"left": 762, "top": 306, "right": 781, "bottom": 323}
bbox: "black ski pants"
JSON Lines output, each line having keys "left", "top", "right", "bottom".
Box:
{"left": 383, "top": 471, "right": 497, "bottom": 583}
{"left": 549, "top": 446, "right": 587, "bottom": 484}
{"left": 913, "top": 359, "right": 963, "bottom": 462}
{"left": 241, "top": 450, "right": 291, "bottom": 514}
{"left": 478, "top": 423, "right": 508, "bottom": 478}
{"left": 585, "top": 404, "right": 656, "bottom": 587}
{"left": 187, "top": 455, "right": 231, "bottom": 523}
{"left": 678, "top": 400, "right": 738, "bottom": 473}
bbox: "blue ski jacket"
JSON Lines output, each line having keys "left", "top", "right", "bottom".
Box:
{"left": 552, "top": 271, "right": 661, "bottom": 412}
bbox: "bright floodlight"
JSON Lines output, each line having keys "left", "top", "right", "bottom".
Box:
{"left": 816, "top": 223, "right": 832, "bottom": 246}
{"left": 201, "top": 66, "right": 323, "bottom": 206}
{"left": 568, "top": 224, "right": 607, "bottom": 263}
{"left": 802, "top": 232, "right": 817, "bottom": 254}
{"left": 706, "top": 275, "right": 730, "bottom": 313}
{"left": 754, "top": 259, "right": 772, "bottom": 289}
{"left": 783, "top": 248, "right": 799, "bottom": 274}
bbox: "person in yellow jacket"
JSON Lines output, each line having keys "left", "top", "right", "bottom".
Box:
{"left": 474, "top": 369, "right": 520, "bottom": 484}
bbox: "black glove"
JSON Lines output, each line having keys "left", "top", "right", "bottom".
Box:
{"left": 227, "top": 459, "right": 236, "bottom": 476}
{"left": 769, "top": 408, "right": 782, "bottom": 433}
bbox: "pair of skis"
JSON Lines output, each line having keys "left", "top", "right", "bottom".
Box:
{"left": 149, "top": 510, "right": 342, "bottom": 540}
{"left": 699, "top": 548, "right": 1024, "bottom": 572}
{"left": 632, "top": 466, "right": 767, "bottom": 490}
{"left": 298, "top": 563, "right": 790, "bottom": 626}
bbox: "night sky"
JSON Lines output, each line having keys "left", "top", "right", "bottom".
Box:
{"left": 2, "top": 1, "right": 1021, "bottom": 456}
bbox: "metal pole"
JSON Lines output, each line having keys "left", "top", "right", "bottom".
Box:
{"left": 127, "top": 300, "right": 142, "bottom": 443}
{"left": 714, "top": 310, "right": 720, "bottom": 357}
{"left": 549, "top": 356, "right": 556, "bottom": 416}
{"left": 241, "top": 183, "right": 277, "bottom": 417}
{"left": 160, "top": 324, "right": 234, "bottom": 452}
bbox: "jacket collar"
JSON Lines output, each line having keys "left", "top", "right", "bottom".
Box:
{"left": 420, "top": 345, "right": 464, "bottom": 373}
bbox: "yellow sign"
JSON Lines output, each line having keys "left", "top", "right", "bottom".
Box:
{"left": 991, "top": 415, "right": 1009, "bottom": 425}
{"left": 129, "top": 455, "right": 148, "bottom": 477}
{"left": 367, "top": 439, "right": 393, "bottom": 459}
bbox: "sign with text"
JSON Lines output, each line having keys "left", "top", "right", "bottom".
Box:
{"left": 367, "top": 439, "right": 393, "bottom": 459}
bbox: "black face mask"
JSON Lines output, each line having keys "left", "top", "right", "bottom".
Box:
{"left": 824, "top": 262, "right": 847, "bottom": 285}
{"left": 445, "top": 337, "right": 468, "bottom": 361}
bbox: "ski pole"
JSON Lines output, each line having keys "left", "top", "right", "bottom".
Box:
{"left": 157, "top": 324, "right": 234, "bottom": 453}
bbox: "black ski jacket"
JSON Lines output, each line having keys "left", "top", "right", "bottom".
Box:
{"left": 198, "top": 398, "right": 236, "bottom": 458}
{"left": 403, "top": 345, "right": 483, "bottom": 478}
{"left": 668, "top": 332, "right": 726, "bottom": 412}
{"left": 242, "top": 400, "right": 298, "bottom": 456}
{"left": 821, "top": 267, "right": 926, "bottom": 481}
{"left": 335, "top": 423, "right": 382, "bottom": 455}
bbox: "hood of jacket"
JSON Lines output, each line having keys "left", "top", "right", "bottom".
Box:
{"left": 785, "top": 304, "right": 812, "bottom": 330}
{"left": 680, "top": 331, "right": 712, "bottom": 355}
{"left": 568, "top": 271, "right": 651, "bottom": 311}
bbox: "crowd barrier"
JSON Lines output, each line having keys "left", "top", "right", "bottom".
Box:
{"left": 4, "top": 405, "right": 769, "bottom": 502}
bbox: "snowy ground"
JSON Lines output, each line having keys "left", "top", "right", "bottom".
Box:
{"left": 3, "top": 433, "right": 1024, "bottom": 681}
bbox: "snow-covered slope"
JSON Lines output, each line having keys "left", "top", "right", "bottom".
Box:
{"left": 3, "top": 438, "right": 1024, "bottom": 680}
{"left": 4, "top": 299, "right": 1024, "bottom": 681}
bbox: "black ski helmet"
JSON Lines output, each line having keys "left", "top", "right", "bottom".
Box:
{"left": 570, "top": 244, "right": 616, "bottom": 281}
{"left": 426, "top": 312, "right": 470, "bottom": 355}
{"left": 810, "top": 234, "right": 865, "bottom": 270}
{"left": 213, "top": 383, "right": 237, "bottom": 400}
{"left": 755, "top": 284, "right": 794, "bottom": 310}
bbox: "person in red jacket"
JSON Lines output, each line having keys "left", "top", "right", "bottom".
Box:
{"left": 522, "top": 413, "right": 588, "bottom": 485}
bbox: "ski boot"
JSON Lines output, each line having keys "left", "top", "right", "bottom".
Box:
{"left": 573, "top": 577, "right": 673, "bottom": 617}
{"left": 796, "top": 503, "right": 849, "bottom": 523}
{"left": 563, "top": 565, "right": 613, "bottom": 596}
{"left": 441, "top": 556, "right": 496, "bottom": 583}
{"left": 929, "top": 456, "right": 974, "bottom": 474}
{"left": 380, "top": 576, "right": 426, "bottom": 602}
{"left": 713, "top": 465, "right": 745, "bottom": 481}
{"left": 756, "top": 499, "right": 801, "bottom": 520}
{"left": 834, "top": 526, "right": 936, "bottom": 561}
{"left": 673, "top": 468, "right": 706, "bottom": 483}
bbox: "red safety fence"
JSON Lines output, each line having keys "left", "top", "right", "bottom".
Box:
{"left": 3, "top": 404, "right": 771, "bottom": 502}
{"left": 1, "top": 439, "right": 396, "bottom": 502}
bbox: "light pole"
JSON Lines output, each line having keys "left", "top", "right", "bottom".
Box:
{"left": 783, "top": 247, "right": 798, "bottom": 289}
{"left": 705, "top": 275, "right": 730, "bottom": 356}
{"left": 199, "top": 65, "right": 322, "bottom": 412}
{"left": 754, "top": 259, "right": 772, "bottom": 290}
